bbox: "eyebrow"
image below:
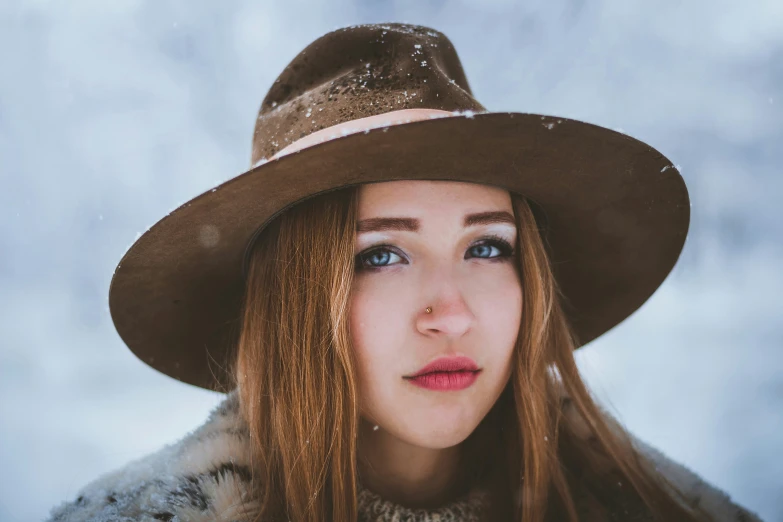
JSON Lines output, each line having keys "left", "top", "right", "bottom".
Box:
{"left": 356, "top": 210, "right": 516, "bottom": 233}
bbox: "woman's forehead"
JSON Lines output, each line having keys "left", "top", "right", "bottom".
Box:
{"left": 356, "top": 181, "right": 514, "bottom": 225}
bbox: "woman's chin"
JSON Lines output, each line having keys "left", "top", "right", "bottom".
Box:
{"left": 395, "top": 410, "right": 483, "bottom": 449}
{"left": 410, "top": 429, "right": 475, "bottom": 449}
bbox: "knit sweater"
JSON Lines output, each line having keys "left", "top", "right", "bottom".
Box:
{"left": 45, "top": 390, "right": 762, "bottom": 522}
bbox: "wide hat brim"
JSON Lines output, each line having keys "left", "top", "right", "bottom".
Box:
{"left": 109, "top": 112, "right": 689, "bottom": 392}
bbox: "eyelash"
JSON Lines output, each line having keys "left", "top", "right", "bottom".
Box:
{"left": 355, "top": 234, "right": 516, "bottom": 271}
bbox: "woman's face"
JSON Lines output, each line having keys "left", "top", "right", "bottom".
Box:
{"left": 350, "top": 180, "right": 522, "bottom": 449}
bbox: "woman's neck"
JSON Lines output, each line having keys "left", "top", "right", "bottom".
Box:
{"left": 356, "top": 418, "right": 469, "bottom": 509}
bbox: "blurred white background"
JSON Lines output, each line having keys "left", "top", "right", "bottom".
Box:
{"left": 0, "top": 1, "right": 780, "bottom": 520}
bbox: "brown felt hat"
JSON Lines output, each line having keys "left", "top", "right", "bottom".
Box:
{"left": 109, "top": 23, "right": 689, "bottom": 392}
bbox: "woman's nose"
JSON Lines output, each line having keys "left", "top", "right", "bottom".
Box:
{"left": 416, "top": 285, "right": 475, "bottom": 338}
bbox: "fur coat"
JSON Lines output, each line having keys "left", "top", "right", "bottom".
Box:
{"left": 45, "top": 390, "right": 763, "bottom": 522}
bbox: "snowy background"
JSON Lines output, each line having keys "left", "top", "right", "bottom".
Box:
{"left": 1, "top": 1, "right": 781, "bottom": 521}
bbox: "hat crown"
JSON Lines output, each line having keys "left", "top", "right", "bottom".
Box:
{"left": 251, "top": 23, "right": 486, "bottom": 164}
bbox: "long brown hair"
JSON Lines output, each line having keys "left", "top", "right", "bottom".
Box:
{"left": 232, "top": 184, "right": 707, "bottom": 522}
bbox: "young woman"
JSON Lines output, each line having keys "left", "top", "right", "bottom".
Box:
{"left": 46, "top": 23, "right": 762, "bottom": 522}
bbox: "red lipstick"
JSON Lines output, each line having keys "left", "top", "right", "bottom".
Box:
{"left": 404, "top": 356, "right": 481, "bottom": 391}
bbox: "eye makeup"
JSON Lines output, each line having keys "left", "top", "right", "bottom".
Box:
{"left": 355, "top": 233, "right": 516, "bottom": 271}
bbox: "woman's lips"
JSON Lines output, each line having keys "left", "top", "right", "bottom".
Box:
{"left": 405, "top": 370, "right": 481, "bottom": 391}
{"left": 404, "top": 355, "right": 481, "bottom": 391}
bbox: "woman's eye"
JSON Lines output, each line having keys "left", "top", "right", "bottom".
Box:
{"left": 357, "top": 247, "right": 404, "bottom": 269}
{"left": 466, "top": 237, "right": 515, "bottom": 260}
{"left": 468, "top": 242, "right": 503, "bottom": 259}
{"left": 356, "top": 237, "right": 514, "bottom": 271}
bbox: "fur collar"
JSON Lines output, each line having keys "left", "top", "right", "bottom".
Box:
{"left": 45, "top": 390, "right": 762, "bottom": 522}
